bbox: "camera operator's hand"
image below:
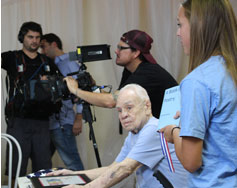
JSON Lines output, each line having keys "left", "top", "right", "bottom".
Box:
{"left": 64, "top": 76, "right": 79, "bottom": 95}
{"left": 73, "top": 113, "right": 83, "bottom": 136}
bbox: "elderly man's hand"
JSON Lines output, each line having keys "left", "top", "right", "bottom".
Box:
{"left": 64, "top": 76, "right": 79, "bottom": 95}
{"left": 63, "top": 185, "right": 84, "bottom": 188}
{"left": 46, "top": 169, "right": 75, "bottom": 176}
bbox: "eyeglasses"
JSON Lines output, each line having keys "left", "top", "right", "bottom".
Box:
{"left": 117, "top": 45, "right": 132, "bottom": 51}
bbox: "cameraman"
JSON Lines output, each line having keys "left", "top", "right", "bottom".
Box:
{"left": 64, "top": 30, "right": 178, "bottom": 118}
{"left": 40, "top": 33, "right": 84, "bottom": 171}
{"left": 1, "top": 22, "right": 58, "bottom": 178}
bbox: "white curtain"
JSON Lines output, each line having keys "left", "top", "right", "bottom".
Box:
{"left": 2, "top": 0, "right": 237, "bottom": 187}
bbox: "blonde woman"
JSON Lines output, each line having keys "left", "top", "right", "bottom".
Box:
{"left": 160, "top": 0, "right": 237, "bottom": 187}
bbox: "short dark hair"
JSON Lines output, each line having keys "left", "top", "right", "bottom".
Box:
{"left": 41, "top": 33, "right": 63, "bottom": 50}
{"left": 18, "top": 21, "right": 42, "bottom": 43}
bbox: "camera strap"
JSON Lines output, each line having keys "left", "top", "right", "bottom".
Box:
{"left": 15, "top": 50, "right": 48, "bottom": 81}
{"left": 8, "top": 52, "right": 47, "bottom": 104}
{"left": 6, "top": 51, "right": 26, "bottom": 102}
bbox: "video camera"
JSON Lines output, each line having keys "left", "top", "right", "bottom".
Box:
{"left": 25, "top": 44, "right": 111, "bottom": 104}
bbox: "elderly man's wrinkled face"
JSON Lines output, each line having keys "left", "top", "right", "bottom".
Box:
{"left": 116, "top": 89, "right": 149, "bottom": 134}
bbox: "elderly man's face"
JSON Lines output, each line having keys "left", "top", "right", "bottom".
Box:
{"left": 116, "top": 89, "right": 149, "bottom": 134}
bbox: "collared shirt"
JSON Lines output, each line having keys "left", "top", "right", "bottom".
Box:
{"left": 180, "top": 56, "right": 237, "bottom": 188}
{"left": 49, "top": 53, "right": 83, "bottom": 130}
{"left": 116, "top": 117, "right": 188, "bottom": 188}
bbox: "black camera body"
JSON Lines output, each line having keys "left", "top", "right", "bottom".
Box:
{"left": 24, "top": 70, "right": 94, "bottom": 104}
{"left": 23, "top": 75, "right": 67, "bottom": 104}
{"left": 25, "top": 44, "right": 112, "bottom": 104}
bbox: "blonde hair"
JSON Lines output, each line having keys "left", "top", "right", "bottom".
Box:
{"left": 182, "top": 0, "right": 237, "bottom": 85}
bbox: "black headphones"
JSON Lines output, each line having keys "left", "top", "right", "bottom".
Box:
{"left": 18, "top": 23, "right": 28, "bottom": 43}
{"left": 18, "top": 22, "right": 42, "bottom": 43}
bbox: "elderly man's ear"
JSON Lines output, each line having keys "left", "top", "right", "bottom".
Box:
{"left": 144, "top": 100, "right": 152, "bottom": 115}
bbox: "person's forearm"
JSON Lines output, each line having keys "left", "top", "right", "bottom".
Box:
{"left": 172, "top": 129, "right": 203, "bottom": 173}
{"left": 74, "top": 113, "right": 83, "bottom": 122}
{"left": 75, "top": 166, "right": 109, "bottom": 180}
{"left": 75, "top": 89, "right": 116, "bottom": 108}
{"left": 73, "top": 113, "right": 83, "bottom": 135}
{"left": 172, "top": 129, "right": 183, "bottom": 164}
{"left": 84, "top": 160, "right": 141, "bottom": 188}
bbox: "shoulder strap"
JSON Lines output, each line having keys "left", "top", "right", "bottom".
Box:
{"left": 13, "top": 50, "right": 26, "bottom": 73}
{"left": 39, "top": 53, "right": 47, "bottom": 64}
{"left": 28, "top": 61, "right": 46, "bottom": 82}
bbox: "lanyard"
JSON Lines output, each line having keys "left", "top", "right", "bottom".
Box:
{"left": 160, "top": 132, "right": 175, "bottom": 173}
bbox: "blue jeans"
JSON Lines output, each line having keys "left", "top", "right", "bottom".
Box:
{"left": 50, "top": 124, "right": 84, "bottom": 170}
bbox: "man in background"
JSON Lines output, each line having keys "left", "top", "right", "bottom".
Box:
{"left": 1, "top": 21, "right": 58, "bottom": 178}
{"left": 41, "top": 33, "right": 84, "bottom": 170}
{"left": 64, "top": 30, "right": 178, "bottom": 118}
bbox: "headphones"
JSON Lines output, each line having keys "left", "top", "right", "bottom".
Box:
{"left": 18, "top": 24, "right": 28, "bottom": 43}
{"left": 18, "top": 22, "right": 42, "bottom": 43}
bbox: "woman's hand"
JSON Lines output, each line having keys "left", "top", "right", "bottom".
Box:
{"left": 159, "top": 125, "right": 177, "bottom": 143}
{"left": 174, "top": 111, "right": 180, "bottom": 119}
{"left": 159, "top": 111, "right": 181, "bottom": 143}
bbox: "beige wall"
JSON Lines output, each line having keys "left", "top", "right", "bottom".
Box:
{"left": 1, "top": 0, "right": 237, "bottom": 187}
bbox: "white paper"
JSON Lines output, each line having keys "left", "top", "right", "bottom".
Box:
{"left": 38, "top": 175, "right": 86, "bottom": 186}
{"left": 158, "top": 86, "right": 181, "bottom": 129}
